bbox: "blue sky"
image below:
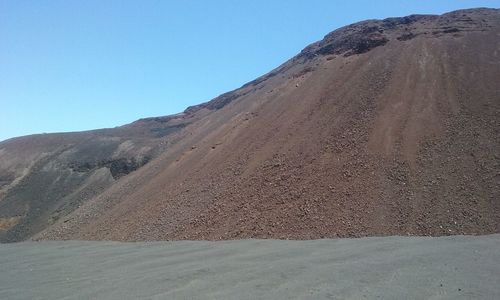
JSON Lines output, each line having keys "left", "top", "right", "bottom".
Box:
{"left": 1, "top": 1, "right": 499, "bottom": 141}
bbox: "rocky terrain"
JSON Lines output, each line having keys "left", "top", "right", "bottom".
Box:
{"left": 1, "top": 8, "right": 499, "bottom": 242}
{"left": 0, "top": 109, "right": 210, "bottom": 242}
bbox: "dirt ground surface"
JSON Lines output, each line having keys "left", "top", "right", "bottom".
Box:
{"left": 1, "top": 234, "right": 499, "bottom": 299}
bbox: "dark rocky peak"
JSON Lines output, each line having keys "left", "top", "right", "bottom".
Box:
{"left": 298, "top": 8, "right": 499, "bottom": 59}
{"left": 297, "top": 15, "right": 432, "bottom": 59}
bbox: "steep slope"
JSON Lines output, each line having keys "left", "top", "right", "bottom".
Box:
{"left": 11, "top": 8, "right": 500, "bottom": 241}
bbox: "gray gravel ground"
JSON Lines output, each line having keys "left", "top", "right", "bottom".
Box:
{"left": 0, "top": 235, "right": 499, "bottom": 299}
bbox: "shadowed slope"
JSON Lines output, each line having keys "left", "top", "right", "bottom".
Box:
{"left": 0, "top": 110, "right": 209, "bottom": 242}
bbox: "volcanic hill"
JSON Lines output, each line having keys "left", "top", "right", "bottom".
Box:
{"left": 1, "top": 8, "right": 499, "bottom": 242}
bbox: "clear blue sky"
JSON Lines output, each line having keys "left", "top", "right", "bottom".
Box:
{"left": 1, "top": 1, "right": 498, "bottom": 141}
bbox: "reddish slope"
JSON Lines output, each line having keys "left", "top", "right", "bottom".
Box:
{"left": 39, "top": 8, "right": 500, "bottom": 241}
